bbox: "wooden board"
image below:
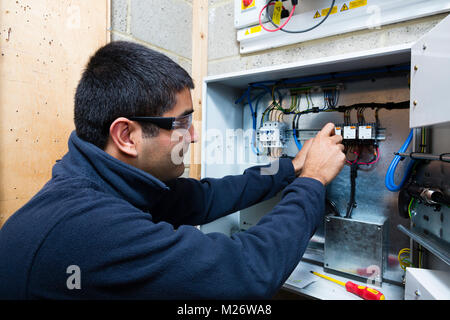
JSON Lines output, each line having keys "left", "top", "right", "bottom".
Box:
{"left": 0, "top": 0, "right": 110, "bottom": 226}
{"left": 189, "top": 0, "right": 208, "bottom": 180}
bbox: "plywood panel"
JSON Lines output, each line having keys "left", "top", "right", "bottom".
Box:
{"left": 0, "top": 0, "right": 110, "bottom": 226}
{"left": 189, "top": 0, "right": 208, "bottom": 180}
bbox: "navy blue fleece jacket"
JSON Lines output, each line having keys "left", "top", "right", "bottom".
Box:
{"left": 0, "top": 131, "right": 325, "bottom": 299}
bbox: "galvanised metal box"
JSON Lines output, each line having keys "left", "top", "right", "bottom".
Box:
{"left": 324, "top": 215, "right": 388, "bottom": 284}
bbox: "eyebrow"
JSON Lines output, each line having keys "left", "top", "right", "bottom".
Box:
{"left": 177, "top": 109, "right": 194, "bottom": 118}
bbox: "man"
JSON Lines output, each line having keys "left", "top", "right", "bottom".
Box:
{"left": 0, "top": 41, "right": 345, "bottom": 299}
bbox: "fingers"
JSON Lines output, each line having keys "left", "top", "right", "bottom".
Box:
{"left": 302, "top": 138, "right": 314, "bottom": 150}
{"left": 317, "top": 122, "right": 336, "bottom": 137}
{"left": 330, "top": 133, "right": 343, "bottom": 145}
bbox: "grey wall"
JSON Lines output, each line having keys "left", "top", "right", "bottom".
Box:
{"left": 110, "top": 0, "right": 193, "bottom": 75}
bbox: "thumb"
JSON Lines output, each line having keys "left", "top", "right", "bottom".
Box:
{"left": 318, "top": 122, "right": 336, "bottom": 137}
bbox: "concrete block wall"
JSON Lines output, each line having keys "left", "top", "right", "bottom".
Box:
{"left": 110, "top": 0, "right": 193, "bottom": 75}
{"left": 207, "top": 0, "right": 447, "bottom": 76}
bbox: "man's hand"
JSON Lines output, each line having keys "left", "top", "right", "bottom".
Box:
{"left": 299, "top": 123, "right": 346, "bottom": 186}
{"left": 291, "top": 138, "right": 314, "bottom": 176}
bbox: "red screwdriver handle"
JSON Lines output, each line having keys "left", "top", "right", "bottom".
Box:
{"left": 345, "top": 281, "right": 385, "bottom": 300}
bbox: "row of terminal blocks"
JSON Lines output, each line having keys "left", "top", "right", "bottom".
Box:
{"left": 257, "top": 121, "right": 378, "bottom": 148}
{"left": 335, "top": 123, "right": 377, "bottom": 141}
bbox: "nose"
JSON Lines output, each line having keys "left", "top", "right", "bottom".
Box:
{"left": 188, "top": 124, "right": 199, "bottom": 143}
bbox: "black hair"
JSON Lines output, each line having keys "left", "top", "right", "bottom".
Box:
{"left": 74, "top": 41, "right": 194, "bottom": 149}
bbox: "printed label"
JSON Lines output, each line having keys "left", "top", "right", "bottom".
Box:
{"left": 349, "top": 0, "right": 368, "bottom": 9}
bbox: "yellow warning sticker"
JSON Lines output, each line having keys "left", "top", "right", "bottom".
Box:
{"left": 241, "top": 0, "right": 255, "bottom": 11}
{"left": 250, "top": 25, "right": 262, "bottom": 33}
{"left": 245, "top": 25, "right": 262, "bottom": 36}
{"left": 321, "top": 6, "right": 338, "bottom": 16}
{"left": 272, "top": 1, "right": 283, "bottom": 25}
{"left": 341, "top": 3, "right": 349, "bottom": 11}
{"left": 349, "top": 0, "right": 367, "bottom": 9}
{"left": 313, "top": 11, "right": 321, "bottom": 19}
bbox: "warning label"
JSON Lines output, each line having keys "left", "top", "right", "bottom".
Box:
{"left": 321, "top": 6, "right": 338, "bottom": 16}
{"left": 349, "top": 0, "right": 368, "bottom": 9}
{"left": 245, "top": 25, "right": 262, "bottom": 36}
{"left": 314, "top": 0, "right": 367, "bottom": 19}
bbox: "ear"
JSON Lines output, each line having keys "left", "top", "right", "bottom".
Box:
{"left": 108, "top": 117, "right": 140, "bottom": 158}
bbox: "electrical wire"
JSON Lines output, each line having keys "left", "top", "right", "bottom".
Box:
{"left": 293, "top": 129, "right": 302, "bottom": 150}
{"left": 357, "top": 147, "right": 380, "bottom": 166}
{"left": 345, "top": 161, "right": 358, "bottom": 219}
{"left": 326, "top": 198, "right": 340, "bottom": 217}
{"left": 246, "top": 89, "right": 262, "bottom": 155}
{"left": 398, "top": 248, "right": 412, "bottom": 271}
{"left": 407, "top": 197, "right": 415, "bottom": 218}
{"left": 385, "top": 129, "right": 415, "bottom": 192}
{"left": 418, "top": 245, "right": 423, "bottom": 268}
{"left": 259, "top": 2, "right": 296, "bottom": 33}
{"left": 265, "top": 0, "right": 336, "bottom": 34}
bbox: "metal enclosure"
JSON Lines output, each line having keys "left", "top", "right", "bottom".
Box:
{"left": 324, "top": 215, "right": 388, "bottom": 284}
{"left": 410, "top": 14, "right": 450, "bottom": 128}
{"left": 404, "top": 268, "right": 450, "bottom": 299}
{"left": 200, "top": 16, "right": 450, "bottom": 293}
{"left": 200, "top": 44, "right": 413, "bottom": 285}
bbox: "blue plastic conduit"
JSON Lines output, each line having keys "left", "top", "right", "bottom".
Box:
{"left": 385, "top": 129, "right": 415, "bottom": 192}
{"left": 293, "top": 129, "right": 302, "bottom": 151}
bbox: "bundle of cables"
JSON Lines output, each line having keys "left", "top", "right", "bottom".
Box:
{"left": 259, "top": 0, "right": 336, "bottom": 33}
{"left": 398, "top": 248, "right": 412, "bottom": 271}
{"left": 385, "top": 129, "right": 415, "bottom": 192}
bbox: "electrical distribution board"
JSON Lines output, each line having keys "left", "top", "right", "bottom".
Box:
{"left": 201, "top": 14, "right": 450, "bottom": 298}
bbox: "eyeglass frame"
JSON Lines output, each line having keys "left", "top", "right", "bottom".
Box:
{"left": 129, "top": 110, "right": 194, "bottom": 131}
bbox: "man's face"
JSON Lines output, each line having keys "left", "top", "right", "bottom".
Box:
{"left": 134, "top": 87, "right": 198, "bottom": 181}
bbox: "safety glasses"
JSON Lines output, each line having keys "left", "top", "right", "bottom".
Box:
{"left": 129, "top": 110, "right": 193, "bottom": 131}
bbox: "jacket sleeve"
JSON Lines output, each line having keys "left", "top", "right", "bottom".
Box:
{"left": 150, "top": 158, "right": 296, "bottom": 227}
{"left": 28, "top": 177, "right": 325, "bottom": 299}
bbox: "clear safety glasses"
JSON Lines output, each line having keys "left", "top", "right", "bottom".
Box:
{"left": 129, "top": 110, "right": 193, "bottom": 131}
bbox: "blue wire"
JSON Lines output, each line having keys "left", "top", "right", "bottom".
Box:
{"left": 235, "top": 83, "right": 277, "bottom": 106}
{"left": 235, "top": 64, "right": 410, "bottom": 105}
{"left": 250, "top": 83, "right": 272, "bottom": 96}
{"left": 293, "top": 129, "right": 302, "bottom": 151}
{"left": 385, "top": 129, "right": 415, "bottom": 192}
{"left": 247, "top": 89, "right": 264, "bottom": 155}
{"left": 235, "top": 85, "right": 273, "bottom": 156}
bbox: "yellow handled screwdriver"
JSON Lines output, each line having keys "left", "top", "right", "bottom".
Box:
{"left": 310, "top": 271, "right": 385, "bottom": 300}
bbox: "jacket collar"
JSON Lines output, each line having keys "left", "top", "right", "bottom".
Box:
{"left": 52, "top": 131, "right": 170, "bottom": 210}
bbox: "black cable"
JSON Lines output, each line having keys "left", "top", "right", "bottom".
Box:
{"left": 440, "top": 153, "right": 450, "bottom": 163}
{"left": 336, "top": 101, "right": 410, "bottom": 112}
{"left": 265, "top": 0, "right": 336, "bottom": 34}
{"left": 326, "top": 198, "right": 340, "bottom": 217}
{"left": 345, "top": 162, "right": 358, "bottom": 219}
{"left": 292, "top": 112, "right": 299, "bottom": 130}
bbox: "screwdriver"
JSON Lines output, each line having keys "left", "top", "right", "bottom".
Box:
{"left": 310, "top": 271, "right": 385, "bottom": 300}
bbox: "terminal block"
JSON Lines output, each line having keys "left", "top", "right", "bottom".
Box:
{"left": 335, "top": 123, "right": 377, "bottom": 143}
{"left": 358, "top": 123, "right": 377, "bottom": 140}
{"left": 258, "top": 121, "right": 287, "bottom": 148}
